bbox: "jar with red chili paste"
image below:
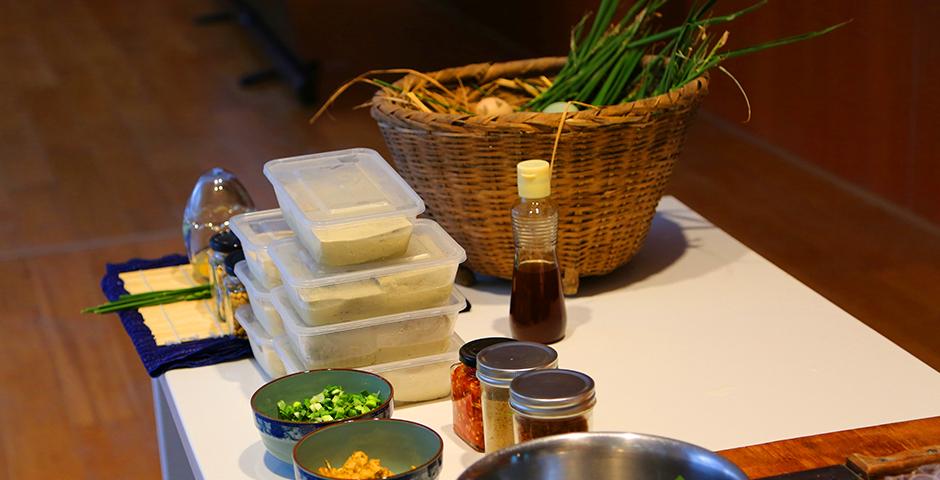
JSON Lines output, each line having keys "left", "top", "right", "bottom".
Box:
{"left": 510, "top": 369, "right": 595, "bottom": 443}
{"left": 451, "top": 337, "right": 516, "bottom": 451}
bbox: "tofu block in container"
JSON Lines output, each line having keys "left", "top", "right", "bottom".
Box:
{"left": 263, "top": 148, "right": 425, "bottom": 266}
{"left": 271, "top": 284, "right": 465, "bottom": 370}
{"left": 363, "top": 335, "right": 462, "bottom": 403}
{"left": 268, "top": 219, "right": 466, "bottom": 326}
{"left": 234, "top": 260, "right": 284, "bottom": 337}
{"left": 235, "top": 305, "right": 286, "bottom": 379}
{"left": 229, "top": 209, "right": 294, "bottom": 288}
{"left": 274, "top": 333, "right": 464, "bottom": 404}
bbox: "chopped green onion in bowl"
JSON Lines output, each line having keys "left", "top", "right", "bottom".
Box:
{"left": 275, "top": 385, "right": 383, "bottom": 423}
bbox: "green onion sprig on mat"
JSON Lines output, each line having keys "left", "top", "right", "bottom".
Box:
{"left": 82, "top": 285, "right": 211, "bottom": 314}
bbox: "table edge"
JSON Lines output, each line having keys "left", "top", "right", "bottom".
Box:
{"left": 719, "top": 416, "right": 940, "bottom": 478}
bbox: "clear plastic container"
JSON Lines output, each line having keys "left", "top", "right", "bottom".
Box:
{"left": 263, "top": 149, "right": 425, "bottom": 266}
{"left": 271, "top": 284, "right": 464, "bottom": 369}
{"left": 229, "top": 209, "right": 294, "bottom": 288}
{"left": 234, "top": 305, "right": 286, "bottom": 379}
{"left": 234, "top": 260, "right": 284, "bottom": 337}
{"left": 268, "top": 219, "right": 466, "bottom": 326}
{"left": 273, "top": 335, "right": 306, "bottom": 374}
{"left": 274, "top": 333, "right": 464, "bottom": 404}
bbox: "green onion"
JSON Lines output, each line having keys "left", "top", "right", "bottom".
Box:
{"left": 275, "top": 386, "right": 383, "bottom": 423}
{"left": 82, "top": 285, "right": 212, "bottom": 314}
{"left": 527, "top": 0, "right": 848, "bottom": 111}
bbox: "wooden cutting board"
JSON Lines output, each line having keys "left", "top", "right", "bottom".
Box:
{"left": 719, "top": 416, "right": 940, "bottom": 478}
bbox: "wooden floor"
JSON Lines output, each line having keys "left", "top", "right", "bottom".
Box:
{"left": 1, "top": 0, "right": 938, "bottom": 478}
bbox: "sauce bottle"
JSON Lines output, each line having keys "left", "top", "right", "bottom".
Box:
{"left": 509, "top": 160, "right": 566, "bottom": 344}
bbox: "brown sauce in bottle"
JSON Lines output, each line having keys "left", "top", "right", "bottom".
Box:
{"left": 510, "top": 260, "right": 566, "bottom": 344}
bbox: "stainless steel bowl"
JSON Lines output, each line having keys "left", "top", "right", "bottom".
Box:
{"left": 458, "top": 432, "right": 748, "bottom": 480}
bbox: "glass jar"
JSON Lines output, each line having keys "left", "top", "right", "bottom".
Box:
{"left": 209, "top": 230, "right": 242, "bottom": 323}
{"left": 182, "top": 168, "right": 254, "bottom": 282}
{"left": 223, "top": 251, "right": 249, "bottom": 337}
{"left": 476, "top": 342, "right": 558, "bottom": 453}
{"left": 510, "top": 369, "right": 595, "bottom": 443}
{"left": 451, "top": 337, "right": 517, "bottom": 452}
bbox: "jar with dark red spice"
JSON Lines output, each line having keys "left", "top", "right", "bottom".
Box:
{"left": 510, "top": 369, "right": 595, "bottom": 443}
{"left": 451, "top": 337, "right": 516, "bottom": 451}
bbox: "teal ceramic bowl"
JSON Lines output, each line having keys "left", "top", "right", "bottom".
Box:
{"left": 250, "top": 369, "right": 394, "bottom": 464}
{"left": 293, "top": 419, "right": 443, "bottom": 480}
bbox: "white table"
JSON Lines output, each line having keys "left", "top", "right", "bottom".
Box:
{"left": 153, "top": 197, "right": 940, "bottom": 480}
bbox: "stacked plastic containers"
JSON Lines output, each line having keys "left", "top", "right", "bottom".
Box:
{"left": 232, "top": 148, "right": 467, "bottom": 403}
{"left": 230, "top": 209, "right": 295, "bottom": 289}
{"left": 235, "top": 305, "right": 286, "bottom": 379}
{"left": 229, "top": 209, "right": 293, "bottom": 380}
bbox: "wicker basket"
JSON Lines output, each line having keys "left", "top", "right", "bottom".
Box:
{"left": 371, "top": 57, "right": 708, "bottom": 293}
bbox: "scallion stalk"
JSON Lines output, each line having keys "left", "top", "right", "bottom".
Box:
{"left": 82, "top": 285, "right": 212, "bottom": 314}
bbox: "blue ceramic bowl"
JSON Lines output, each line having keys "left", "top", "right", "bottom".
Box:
{"left": 250, "top": 369, "right": 394, "bottom": 464}
{"left": 293, "top": 419, "right": 443, "bottom": 480}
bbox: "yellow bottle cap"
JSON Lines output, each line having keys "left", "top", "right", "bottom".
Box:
{"left": 517, "top": 160, "right": 551, "bottom": 198}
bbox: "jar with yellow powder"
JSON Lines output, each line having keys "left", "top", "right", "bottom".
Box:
{"left": 476, "top": 341, "right": 558, "bottom": 453}
{"left": 223, "top": 251, "right": 249, "bottom": 337}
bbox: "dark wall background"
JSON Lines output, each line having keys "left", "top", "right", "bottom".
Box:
{"left": 696, "top": 0, "right": 939, "bottom": 225}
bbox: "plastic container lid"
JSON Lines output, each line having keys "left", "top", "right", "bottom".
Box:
{"left": 229, "top": 209, "right": 293, "bottom": 251}
{"left": 476, "top": 342, "right": 558, "bottom": 388}
{"left": 236, "top": 304, "right": 270, "bottom": 341}
{"left": 263, "top": 148, "right": 424, "bottom": 226}
{"left": 459, "top": 337, "right": 517, "bottom": 369}
{"left": 274, "top": 332, "right": 465, "bottom": 377}
{"left": 235, "top": 305, "right": 285, "bottom": 379}
{"left": 209, "top": 230, "right": 241, "bottom": 253}
{"left": 234, "top": 260, "right": 269, "bottom": 300}
{"left": 364, "top": 333, "right": 464, "bottom": 374}
{"left": 275, "top": 286, "right": 466, "bottom": 337}
{"left": 509, "top": 369, "right": 596, "bottom": 417}
{"left": 269, "top": 219, "right": 466, "bottom": 288}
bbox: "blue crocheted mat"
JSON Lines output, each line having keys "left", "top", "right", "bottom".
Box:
{"left": 101, "top": 254, "right": 251, "bottom": 377}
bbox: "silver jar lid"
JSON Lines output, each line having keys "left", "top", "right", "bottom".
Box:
{"left": 476, "top": 342, "right": 558, "bottom": 388}
{"left": 509, "top": 369, "right": 595, "bottom": 417}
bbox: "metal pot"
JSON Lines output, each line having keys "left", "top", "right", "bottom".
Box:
{"left": 458, "top": 432, "right": 748, "bottom": 480}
